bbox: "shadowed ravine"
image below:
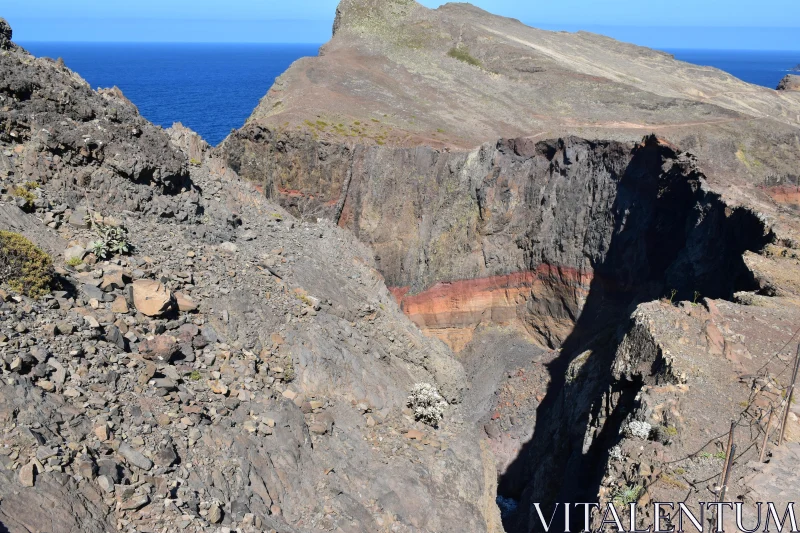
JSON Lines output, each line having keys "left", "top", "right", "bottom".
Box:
{"left": 227, "top": 128, "right": 774, "bottom": 530}
{"left": 495, "top": 137, "right": 772, "bottom": 532}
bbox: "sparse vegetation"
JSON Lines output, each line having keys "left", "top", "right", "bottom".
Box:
{"left": 447, "top": 46, "right": 482, "bottom": 67}
{"left": 283, "top": 358, "right": 296, "bottom": 382}
{"left": 612, "top": 484, "right": 643, "bottom": 507}
{"left": 408, "top": 383, "right": 448, "bottom": 426}
{"left": 189, "top": 158, "right": 201, "bottom": 166}
{"left": 190, "top": 370, "right": 202, "bottom": 381}
{"left": 0, "top": 231, "right": 54, "bottom": 298}
{"left": 659, "top": 474, "right": 689, "bottom": 490}
{"left": 13, "top": 184, "right": 37, "bottom": 212}
{"left": 90, "top": 222, "right": 132, "bottom": 260}
{"left": 65, "top": 256, "right": 83, "bottom": 267}
{"left": 668, "top": 288, "right": 678, "bottom": 304}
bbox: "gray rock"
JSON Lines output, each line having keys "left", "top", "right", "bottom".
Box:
{"left": 64, "top": 245, "right": 86, "bottom": 263}
{"left": 68, "top": 208, "right": 90, "bottom": 229}
{"left": 0, "top": 18, "right": 12, "bottom": 50}
{"left": 118, "top": 442, "right": 153, "bottom": 471}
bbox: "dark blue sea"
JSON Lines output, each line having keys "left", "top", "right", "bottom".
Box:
{"left": 18, "top": 43, "right": 800, "bottom": 146}
{"left": 20, "top": 43, "right": 321, "bottom": 146}
{"left": 663, "top": 49, "right": 799, "bottom": 90}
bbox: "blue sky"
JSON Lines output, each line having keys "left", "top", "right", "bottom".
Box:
{"left": 4, "top": 0, "right": 800, "bottom": 49}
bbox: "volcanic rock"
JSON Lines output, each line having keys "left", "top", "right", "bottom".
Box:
{"left": 132, "top": 280, "right": 173, "bottom": 317}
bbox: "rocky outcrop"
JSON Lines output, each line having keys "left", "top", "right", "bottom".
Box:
{"left": 221, "top": 0, "right": 800, "bottom": 187}
{"left": 0, "top": 18, "right": 12, "bottom": 50}
{"left": 0, "top": 23, "right": 192, "bottom": 217}
{"left": 777, "top": 74, "right": 800, "bottom": 91}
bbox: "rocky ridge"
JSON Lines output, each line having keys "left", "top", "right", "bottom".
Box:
{"left": 0, "top": 30, "right": 502, "bottom": 533}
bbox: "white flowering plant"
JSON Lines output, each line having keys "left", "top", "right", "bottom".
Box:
{"left": 408, "top": 383, "right": 448, "bottom": 426}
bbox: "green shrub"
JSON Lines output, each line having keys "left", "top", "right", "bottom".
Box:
{"left": 0, "top": 231, "right": 54, "bottom": 298}
{"left": 612, "top": 484, "right": 643, "bottom": 507}
{"left": 90, "top": 223, "right": 132, "bottom": 259}
{"left": 65, "top": 256, "right": 83, "bottom": 267}
{"left": 447, "top": 46, "right": 482, "bottom": 67}
{"left": 13, "top": 186, "right": 36, "bottom": 212}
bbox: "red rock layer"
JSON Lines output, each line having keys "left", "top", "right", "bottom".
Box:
{"left": 764, "top": 186, "right": 800, "bottom": 206}
{"left": 391, "top": 264, "right": 594, "bottom": 351}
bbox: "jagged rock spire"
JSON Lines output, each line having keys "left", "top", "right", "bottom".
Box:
{"left": 0, "top": 18, "right": 13, "bottom": 49}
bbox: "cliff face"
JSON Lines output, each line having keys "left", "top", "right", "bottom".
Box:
{"left": 219, "top": 0, "right": 800, "bottom": 354}
{"left": 216, "top": 3, "right": 800, "bottom": 531}
{"left": 221, "top": 0, "right": 800, "bottom": 184}
{"left": 224, "top": 128, "right": 770, "bottom": 351}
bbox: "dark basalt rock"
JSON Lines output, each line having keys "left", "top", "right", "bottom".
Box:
{"left": 0, "top": 26, "right": 192, "bottom": 214}
{"left": 0, "top": 18, "right": 12, "bottom": 50}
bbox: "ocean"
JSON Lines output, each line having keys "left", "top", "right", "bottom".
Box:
{"left": 663, "top": 49, "right": 799, "bottom": 90}
{"left": 18, "top": 43, "right": 800, "bottom": 147}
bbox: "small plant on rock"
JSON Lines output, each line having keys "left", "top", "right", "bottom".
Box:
{"left": 613, "top": 484, "right": 643, "bottom": 507}
{"left": 0, "top": 231, "right": 54, "bottom": 298}
{"left": 624, "top": 420, "right": 652, "bottom": 440}
{"left": 12, "top": 184, "right": 36, "bottom": 212}
{"left": 408, "top": 382, "right": 448, "bottom": 426}
{"left": 65, "top": 256, "right": 83, "bottom": 267}
{"left": 90, "top": 223, "right": 132, "bottom": 260}
{"left": 668, "top": 288, "right": 678, "bottom": 304}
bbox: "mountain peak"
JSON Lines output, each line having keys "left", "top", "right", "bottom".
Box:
{"left": 332, "top": 0, "right": 424, "bottom": 36}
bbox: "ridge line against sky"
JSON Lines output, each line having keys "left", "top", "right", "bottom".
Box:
{"left": 4, "top": 0, "right": 800, "bottom": 50}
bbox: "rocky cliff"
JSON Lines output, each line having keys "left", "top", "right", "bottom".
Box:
{"left": 219, "top": 0, "right": 800, "bottom": 352}
{"left": 217, "top": 1, "right": 800, "bottom": 532}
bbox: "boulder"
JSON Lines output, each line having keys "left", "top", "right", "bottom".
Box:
{"left": 132, "top": 280, "right": 173, "bottom": 317}
{"left": 138, "top": 335, "right": 178, "bottom": 362}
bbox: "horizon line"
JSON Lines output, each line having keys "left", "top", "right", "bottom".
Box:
{"left": 16, "top": 41, "right": 800, "bottom": 53}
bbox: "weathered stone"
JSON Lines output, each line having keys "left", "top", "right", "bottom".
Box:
{"left": 111, "top": 295, "right": 129, "bottom": 313}
{"left": 208, "top": 503, "right": 223, "bottom": 524}
{"left": 68, "top": 208, "right": 89, "bottom": 229}
{"left": 64, "top": 245, "right": 85, "bottom": 263}
{"left": 132, "top": 279, "right": 173, "bottom": 317}
{"left": 405, "top": 429, "right": 424, "bottom": 440}
{"left": 175, "top": 292, "right": 198, "bottom": 312}
{"left": 138, "top": 335, "right": 178, "bottom": 361}
{"left": 118, "top": 493, "right": 149, "bottom": 511}
{"left": 105, "top": 325, "right": 127, "bottom": 351}
{"left": 100, "top": 270, "right": 127, "bottom": 292}
{"left": 118, "top": 442, "right": 153, "bottom": 471}
{"left": 18, "top": 461, "right": 36, "bottom": 487}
